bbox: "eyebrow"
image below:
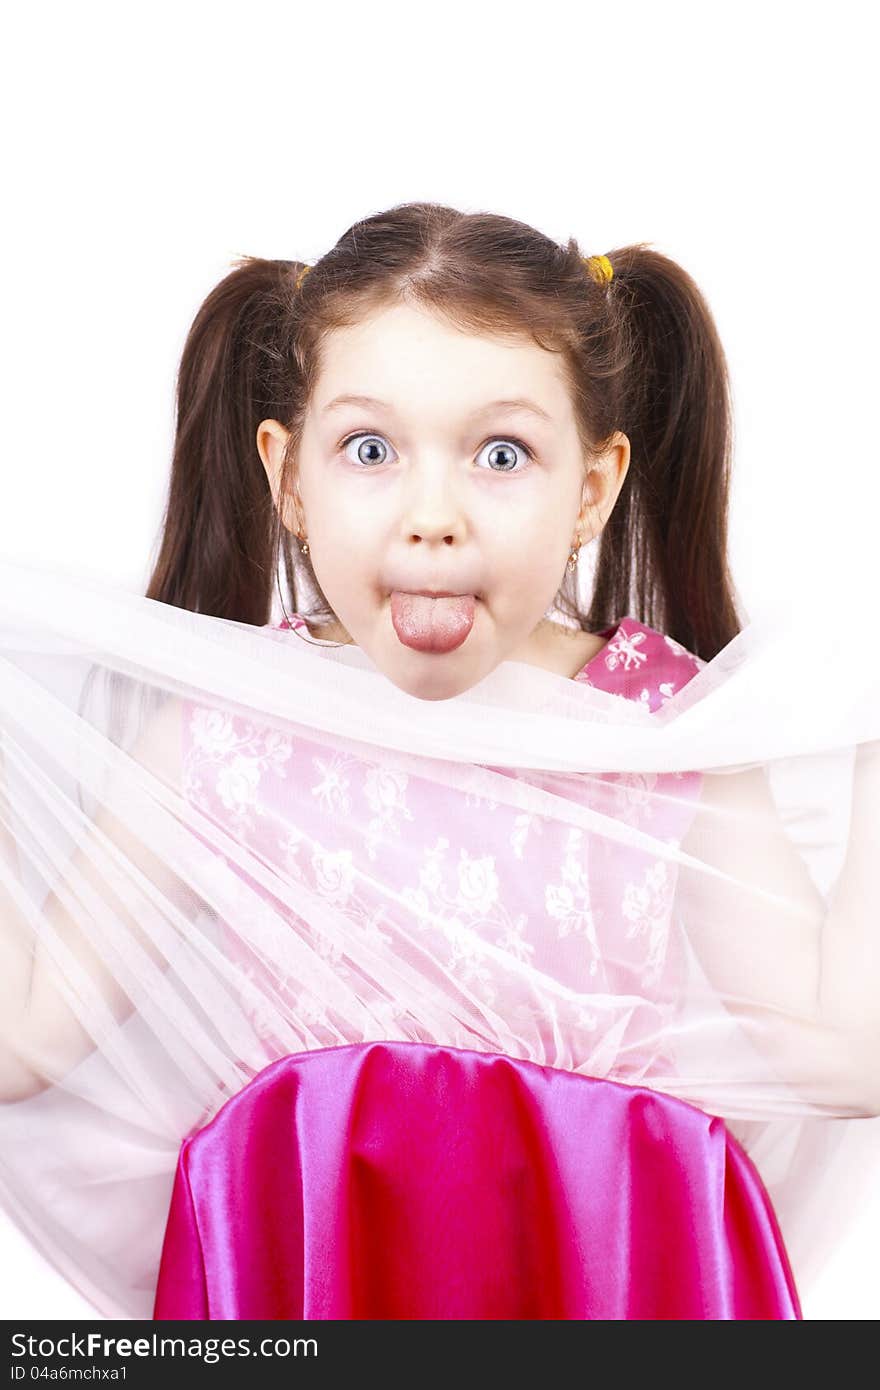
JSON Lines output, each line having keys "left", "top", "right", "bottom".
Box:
{"left": 320, "top": 393, "right": 554, "bottom": 423}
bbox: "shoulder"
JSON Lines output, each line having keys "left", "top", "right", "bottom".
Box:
{"left": 130, "top": 694, "right": 187, "bottom": 782}
{"left": 582, "top": 616, "right": 705, "bottom": 713}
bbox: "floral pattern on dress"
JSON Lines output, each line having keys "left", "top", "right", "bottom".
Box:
{"left": 180, "top": 614, "right": 706, "bottom": 1066}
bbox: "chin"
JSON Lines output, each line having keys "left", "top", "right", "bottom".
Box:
{"left": 387, "top": 662, "right": 477, "bottom": 704}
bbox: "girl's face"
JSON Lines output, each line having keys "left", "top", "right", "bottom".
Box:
{"left": 258, "top": 301, "right": 630, "bottom": 701}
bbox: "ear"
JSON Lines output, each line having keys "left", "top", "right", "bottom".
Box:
{"left": 256, "top": 419, "right": 301, "bottom": 533}
{"left": 577, "top": 432, "right": 631, "bottom": 540}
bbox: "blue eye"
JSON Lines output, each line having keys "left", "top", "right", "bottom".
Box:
{"left": 340, "top": 433, "right": 396, "bottom": 467}
{"left": 339, "top": 431, "right": 534, "bottom": 472}
{"left": 475, "top": 438, "right": 534, "bottom": 473}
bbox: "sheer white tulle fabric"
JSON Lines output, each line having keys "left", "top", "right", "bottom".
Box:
{"left": 0, "top": 553, "right": 878, "bottom": 1320}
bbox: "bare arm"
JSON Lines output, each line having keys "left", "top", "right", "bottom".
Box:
{"left": 677, "top": 743, "right": 880, "bottom": 1114}
{"left": 0, "top": 696, "right": 187, "bottom": 1102}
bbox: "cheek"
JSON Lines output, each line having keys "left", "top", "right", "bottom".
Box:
{"left": 498, "top": 525, "right": 568, "bottom": 584}
{"left": 320, "top": 542, "right": 366, "bottom": 600}
{"left": 309, "top": 490, "right": 362, "bottom": 555}
{"left": 314, "top": 534, "right": 382, "bottom": 623}
{"left": 319, "top": 490, "right": 384, "bottom": 557}
{"left": 484, "top": 554, "right": 565, "bottom": 631}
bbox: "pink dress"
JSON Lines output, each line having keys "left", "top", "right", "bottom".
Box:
{"left": 152, "top": 616, "right": 801, "bottom": 1320}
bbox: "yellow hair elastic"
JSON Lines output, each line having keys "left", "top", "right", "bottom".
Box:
{"left": 583, "top": 254, "right": 614, "bottom": 285}
{"left": 295, "top": 264, "right": 312, "bottom": 292}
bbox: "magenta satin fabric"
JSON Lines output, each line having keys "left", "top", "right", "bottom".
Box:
{"left": 153, "top": 1041, "right": 801, "bottom": 1320}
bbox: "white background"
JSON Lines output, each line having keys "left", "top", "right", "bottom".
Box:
{"left": 1, "top": 0, "right": 877, "bottom": 1320}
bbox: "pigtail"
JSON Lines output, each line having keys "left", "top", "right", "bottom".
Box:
{"left": 145, "top": 256, "right": 305, "bottom": 625}
{"left": 586, "top": 245, "right": 743, "bottom": 662}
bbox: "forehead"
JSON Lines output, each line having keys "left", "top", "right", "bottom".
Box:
{"left": 313, "top": 301, "right": 573, "bottom": 422}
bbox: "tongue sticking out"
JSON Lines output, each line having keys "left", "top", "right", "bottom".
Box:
{"left": 390, "top": 591, "right": 476, "bottom": 653}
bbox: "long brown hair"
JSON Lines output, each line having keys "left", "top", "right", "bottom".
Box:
{"left": 146, "top": 201, "right": 743, "bottom": 661}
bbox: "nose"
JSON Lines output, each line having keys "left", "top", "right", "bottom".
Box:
{"left": 398, "top": 462, "right": 468, "bottom": 548}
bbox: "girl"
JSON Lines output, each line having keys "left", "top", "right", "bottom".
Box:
{"left": 0, "top": 202, "right": 878, "bottom": 1320}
